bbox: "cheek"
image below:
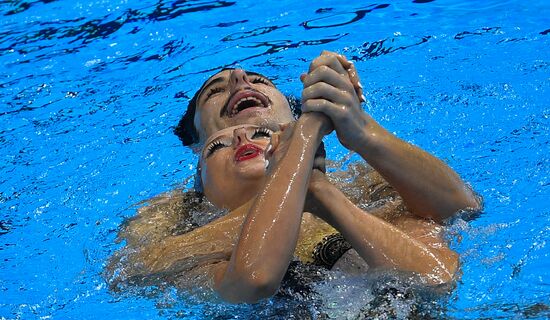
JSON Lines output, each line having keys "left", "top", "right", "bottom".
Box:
{"left": 201, "top": 153, "right": 267, "bottom": 209}
{"left": 201, "top": 165, "right": 228, "bottom": 206}
{"left": 270, "top": 91, "right": 293, "bottom": 118}
{"left": 200, "top": 153, "right": 238, "bottom": 207}
{"left": 201, "top": 159, "right": 226, "bottom": 191}
{"left": 195, "top": 110, "right": 215, "bottom": 141}
{"left": 195, "top": 100, "right": 226, "bottom": 140}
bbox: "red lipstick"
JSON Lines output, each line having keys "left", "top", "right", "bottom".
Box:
{"left": 235, "top": 144, "right": 263, "bottom": 162}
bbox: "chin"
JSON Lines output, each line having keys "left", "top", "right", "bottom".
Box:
{"left": 235, "top": 161, "right": 267, "bottom": 180}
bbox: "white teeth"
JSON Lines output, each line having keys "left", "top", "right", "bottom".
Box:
{"left": 231, "top": 96, "right": 264, "bottom": 115}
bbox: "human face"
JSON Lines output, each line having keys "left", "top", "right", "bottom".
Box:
{"left": 199, "top": 125, "right": 273, "bottom": 210}
{"left": 193, "top": 69, "right": 294, "bottom": 145}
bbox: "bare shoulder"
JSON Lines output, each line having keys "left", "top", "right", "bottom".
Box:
{"left": 119, "top": 189, "right": 223, "bottom": 247}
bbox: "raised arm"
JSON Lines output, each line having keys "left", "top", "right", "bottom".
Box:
{"left": 307, "top": 170, "right": 459, "bottom": 284}
{"left": 301, "top": 51, "right": 481, "bottom": 222}
{"left": 112, "top": 114, "right": 329, "bottom": 302}
{"left": 213, "top": 113, "right": 330, "bottom": 303}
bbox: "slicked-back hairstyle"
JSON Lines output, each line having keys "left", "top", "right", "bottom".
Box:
{"left": 174, "top": 91, "right": 200, "bottom": 146}
{"left": 173, "top": 69, "right": 302, "bottom": 147}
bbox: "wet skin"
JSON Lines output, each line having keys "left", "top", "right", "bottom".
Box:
{"left": 200, "top": 125, "right": 273, "bottom": 210}
{"left": 193, "top": 69, "right": 294, "bottom": 145}
{"left": 196, "top": 118, "right": 460, "bottom": 303}
{"left": 112, "top": 52, "right": 479, "bottom": 303}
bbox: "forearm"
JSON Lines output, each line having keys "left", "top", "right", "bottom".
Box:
{"left": 354, "top": 116, "right": 480, "bottom": 221}
{"left": 135, "top": 209, "right": 247, "bottom": 277}
{"left": 215, "top": 113, "right": 328, "bottom": 303}
{"left": 310, "top": 181, "right": 458, "bottom": 284}
{"left": 300, "top": 50, "right": 479, "bottom": 221}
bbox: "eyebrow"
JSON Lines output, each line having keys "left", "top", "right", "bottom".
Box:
{"left": 198, "top": 71, "right": 274, "bottom": 101}
{"left": 197, "top": 76, "right": 226, "bottom": 101}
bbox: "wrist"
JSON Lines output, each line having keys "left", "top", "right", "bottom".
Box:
{"left": 308, "top": 170, "right": 334, "bottom": 195}
{"left": 297, "top": 113, "right": 331, "bottom": 139}
{"left": 353, "top": 115, "right": 389, "bottom": 156}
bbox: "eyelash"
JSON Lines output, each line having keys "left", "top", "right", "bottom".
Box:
{"left": 205, "top": 140, "right": 227, "bottom": 157}
{"left": 205, "top": 128, "right": 271, "bottom": 157}
{"left": 251, "top": 77, "right": 270, "bottom": 85}
{"left": 206, "top": 87, "right": 224, "bottom": 99}
{"left": 252, "top": 127, "right": 272, "bottom": 139}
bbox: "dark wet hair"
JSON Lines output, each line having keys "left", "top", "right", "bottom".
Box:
{"left": 174, "top": 90, "right": 201, "bottom": 146}
{"left": 173, "top": 69, "right": 302, "bottom": 146}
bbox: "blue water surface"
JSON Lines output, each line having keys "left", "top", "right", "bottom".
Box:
{"left": 1, "top": 0, "right": 549, "bottom": 319}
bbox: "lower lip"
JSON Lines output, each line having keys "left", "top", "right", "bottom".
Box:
{"left": 235, "top": 146, "right": 262, "bottom": 162}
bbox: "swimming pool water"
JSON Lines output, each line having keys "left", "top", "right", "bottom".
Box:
{"left": 1, "top": 0, "right": 549, "bottom": 318}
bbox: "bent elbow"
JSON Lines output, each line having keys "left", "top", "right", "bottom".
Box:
{"left": 424, "top": 254, "right": 460, "bottom": 287}
{"left": 427, "top": 269, "right": 455, "bottom": 286}
{"left": 460, "top": 185, "right": 484, "bottom": 213}
{"left": 239, "top": 273, "right": 280, "bottom": 303}
{"left": 435, "top": 190, "right": 483, "bottom": 222}
{"left": 216, "top": 271, "right": 280, "bottom": 304}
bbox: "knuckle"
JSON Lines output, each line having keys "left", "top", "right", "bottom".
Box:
{"left": 318, "top": 99, "right": 328, "bottom": 108}
{"left": 302, "top": 86, "right": 312, "bottom": 97}
{"left": 334, "top": 105, "right": 347, "bottom": 118}
{"left": 326, "top": 54, "right": 338, "bottom": 62}
{"left": 316, "top": 82, "right": 329, "bottom": 90}
{"left": 343, "top": 95, "right": 355, "bottom": 105}
{"left": 318, "top": 64, "right": 330, "bottom": 73}
{"left": 302, "top": 100, "right": 315, "bottom": 111}
{"left": 310, "top": 57, "right": 323, "bottom": 69}
{"left": 341, "top": 76, "right": 354, "bottom": 90}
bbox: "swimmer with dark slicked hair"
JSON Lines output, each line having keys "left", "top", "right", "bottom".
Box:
{"left": 109, "top": 51, "right": 481, "bottom": 303}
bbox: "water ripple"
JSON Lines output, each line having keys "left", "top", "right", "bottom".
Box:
{"left": 221, "top": 25, "right": 289, "bottom": 42}
{"left": 301, "top": 4, "right": 390, "bottom": 29}
{"left": 0, "top": 1, "right": 234, "bottom": 57}
{"left": 454, "top": 26, "right": 503, "bottom": 40}
{"left": 345, "top": 34, "right": 432, "bottom": 61}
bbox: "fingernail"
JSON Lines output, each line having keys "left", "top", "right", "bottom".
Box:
{"left": 357, "top": 81, "right": 363, "bottom": 89}
{"left": 361, "top": 94, "right": 366, "bottom": 101}
{"left": 266, "top": 144, "right": 272, "bottom": 154}
{"left": 264, "top": 159, "right": 270, "bottom": 170}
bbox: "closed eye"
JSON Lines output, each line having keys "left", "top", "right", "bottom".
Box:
{"left": 251, "top": 77, "right": 271, "bottom": 86}
{"left": 251, "top": 127, "right": 272, "bottom": 139}
{"left": 205, "top": 139, "right": 228, "bottom": 157}
{"left": 206, "top": 87, "right": 224, "bottom": 99}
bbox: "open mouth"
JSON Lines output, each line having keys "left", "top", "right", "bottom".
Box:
{"left": 235, "top": 144, "right": 263, "bottom": 162}
{"left": 223, "top": 90, "right": 270, "bottom": 118}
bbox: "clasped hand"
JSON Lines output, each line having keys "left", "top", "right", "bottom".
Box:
{"left": 300, "top": 50, "right": 371, "bottom": 152}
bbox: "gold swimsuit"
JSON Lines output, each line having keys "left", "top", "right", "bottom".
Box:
{"left": 294, "top": 213, "right": 351, "bottom": 268}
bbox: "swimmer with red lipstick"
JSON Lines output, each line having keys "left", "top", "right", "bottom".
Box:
{"left": 109, "top": 51, "right": 481, "bottom": 304}
{"left": 130, "top": 118, "right": 464, "bottom": 303}
{"left": 199, "top": 125, "right": 274, "bottom": 210}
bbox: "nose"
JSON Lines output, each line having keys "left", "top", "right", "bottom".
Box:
{"left": 232, "top": 127, "right": 249, "bottom": 147}
{"left": 229, "top": 69, "right": 252, "bottom": 92}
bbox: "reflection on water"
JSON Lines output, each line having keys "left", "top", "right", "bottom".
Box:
{"left": 1, "top": 0, "right": 549, "bottom": 318}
